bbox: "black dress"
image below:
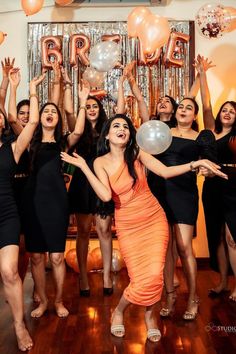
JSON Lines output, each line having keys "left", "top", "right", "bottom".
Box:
{"left": 147, "top": 130, "right": 216, "bottom": 225}
{"left": 202, "top": 132, "right": 236, "bottom": 271}
{"left": 23, "top": 142, "right": 69, "bottom": 253}
{"left": 68, "top": 136, "right": 114, "bottom": 216}
{"left": 0, "top": 143, "right": 20, "bottom": 248}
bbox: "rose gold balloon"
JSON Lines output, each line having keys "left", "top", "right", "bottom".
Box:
{"left": 139, "top": 42, "right": 161, "bottom": 66}
{"left": 163, "top": 32, "right": 190, "bottom": 68}
{"left": 90, "top": 89, "right": 107, "bottom": 99}
{"left": 138, "top": 14, "right": 170, "bottom": 54}
{"left": 90, "top": 247, "right": 103, "bottom": 270}
{"left": 55, "top": 0, "right": 74, "bottom": 5}
{"left": 127, "top": 6, "right": 151, "bottom": 38}
{"left": 41, "top": 36, "right": 63, "bottom": 69}
{"left": 0, "top": 32, "right": 7, "bottom": 45}
{"left": 21, "top": 0, "right": 44, "bottom": 16}
{"left": 69, "top": 34, "right": 90, "bottom": 67}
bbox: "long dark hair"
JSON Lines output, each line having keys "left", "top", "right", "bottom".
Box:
{"left": 97, "top": 114, "right": 139, "bottom": 186}
{"left": 152, "top": 95, "right": 177, "bottom": 128}
{"left": 215, "top": 101, "right": 236, "bottom": 134}
{"left": 177, "top": 97, "right": 199, "bottom": 131}
{"left": 75, "top": 96, "right": 107, "bottom": 156}
{"left": 0, "top": 108, "right": 15, "bottom": 143}
{"left": 17, "top": 99, "right": 30, "bottom": 114}
{"left": 30, "top": 102, "right": 64, "bottom": 170}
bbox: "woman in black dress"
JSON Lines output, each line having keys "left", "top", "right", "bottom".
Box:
{"left": 151, "top": 98, "right": 217, "bottom": 320}
{"left": 0, "top": 71, "right": 45, "bottom": 351}
{"left": 22, "top": 76, "right": 85, "bottom": 318}
{"left": 67, "top": 78, "right": 114, "bottom": 295}
{"left": 196, "top": 55, "right": 236, "bottom": 301}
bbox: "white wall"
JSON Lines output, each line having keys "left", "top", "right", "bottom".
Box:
{"left": 0, "top": 0, "right": 235, "bottom": 256}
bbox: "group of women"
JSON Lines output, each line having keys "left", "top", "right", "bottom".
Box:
{"left": 0, "top": 54, "right": 235, "bottom": 351}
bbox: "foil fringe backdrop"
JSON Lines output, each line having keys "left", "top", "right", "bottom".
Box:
{"left": 28, "top": 21, "right": 194, "bottom": 128}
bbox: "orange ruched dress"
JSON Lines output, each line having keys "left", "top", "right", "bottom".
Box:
{"left": 109, "top": 160, "right": 169, "bottom": 306}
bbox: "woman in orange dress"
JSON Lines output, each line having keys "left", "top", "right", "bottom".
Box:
{"left": 61, "top": 114, "right": 227, "bottom": 342}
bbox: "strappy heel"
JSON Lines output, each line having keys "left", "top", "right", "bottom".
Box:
{"left": 160, "top": 289, "right": 176, "bottom": 318}
{"left": 183, "top": 298, "right": 200, "bottom": 321}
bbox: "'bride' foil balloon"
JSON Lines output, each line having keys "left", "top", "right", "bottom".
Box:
{"left": 136, "top": 120, "right": 172, "bottom": 155}
{"left": 195, "top": 3, "right": 231, "bottom": 39}
{"left": 89, "top": 41, "right": 120, "bottom": 72}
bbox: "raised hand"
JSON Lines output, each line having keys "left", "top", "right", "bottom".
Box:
{"left": 29, "top": 72, "right": 46, "bottom": 91}
{"left": 193, "top": 55, "right": 215, "bottom": 74}
{"left": 78, "top": 79, "right": 90, "bottom": 105}
{"left": 1, "top": 57, "right": 15, "bottom": 78}
{"left": 61, "top": 151, "right": 87, "bottom": 170}
{"left": 61, "top": 66, "right": 72, "bottom": 85}
{"left": 51, "top": 61, "right": 61, "bottom": 82}
{"left": 8, "top": 68, "right": 20, "bottom": 88}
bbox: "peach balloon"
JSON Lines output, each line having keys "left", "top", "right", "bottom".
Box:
{"left": 55, "top": 0, "right": 74, "bottom": 5}
{"left": 0, "top": 32, "right": 7, "bottom": 45}
{"left": 225, "top": 7, "right": 236, "bottom": 32}
{"left": 90, "top": 247, "right": 103, "bottom": 270}
{"left": 21, "top": 0, "right": 44, "bottom": 16}
{"left": 138, "top": 14, "right": 171, "bottom": 54}
{"left": 127, "top": 6, "right": 151, "bottom": 38}
{"left": 65, "top": 248, "right": 77, "bottom": 269}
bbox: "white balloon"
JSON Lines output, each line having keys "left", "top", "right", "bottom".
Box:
{"left": 82, "top": 67, "right": 104, "bottom": 88}
{"left": 89, "top": 41, "right": 120, "bottom": 72}
{"left": 136, "top": 120, "right": 172, "bottom": 155}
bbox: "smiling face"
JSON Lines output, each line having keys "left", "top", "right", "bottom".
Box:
{"left": 157, "top": 96, "right": 174, "bottom": 116}
{"left": 17, "top": 104, "right": 29, "bottom": 127}
{"left": 40, "top": 104, "right": 59, "bottom": 129}
{"left": 176, "top": 99, "right": 197, "bottom": 126}
{"left": 219, "top": 103, "right": 236, "bottom": 128}
{"left": 106, "top": 118, "right": 130, "bottom": 147}
{"left": 86, "top": 98, "right": 100, "bottom": 124}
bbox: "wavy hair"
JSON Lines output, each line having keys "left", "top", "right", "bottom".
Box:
{"left": 215, "top": 101, "right": 236, "bottom": 134}
{"left": 97, "top": 114, "right": 139, "bottom": 186}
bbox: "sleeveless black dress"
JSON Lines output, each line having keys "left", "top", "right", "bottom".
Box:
{"left": 0, "top": 143, "right": 20, "bottom": 248}
{"left": 68, "top": 136, "right": 114, "bottom": 216}
{"left": 147, "top": 130, "right": 216, "bottom": 225}
{"left": 23, "top": 142, "right": 69, "bottom": 253}
{"left": 202, "top": 132, "right": 236, "bottom": 271}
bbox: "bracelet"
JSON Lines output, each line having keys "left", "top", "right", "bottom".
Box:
{"left": 29, "top": 93, "right": 38, "bottom": 99}
{"left": 64, "top": 81, "right": 72, "bottom": 86}
{"left": 190, "top": 161, "right": 198, "bottom": 172}
{"left": 79, "top": 106, "right": 86, "bottom": 111}
{"left": 53, "top": 80, "right": 60, "bottom": 85}
{"left": 0, "top": 87, "right": 7, "bottom": 91}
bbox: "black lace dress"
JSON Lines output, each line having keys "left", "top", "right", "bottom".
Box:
{"left": 202, "top": 132, "right": 236, "bottom": 271}
{"left": 147, "top": 130, "right": 216, "bottom": 226}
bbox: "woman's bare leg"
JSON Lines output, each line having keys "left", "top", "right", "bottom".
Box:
{"left": 0, "top": 245, "right": 33, "bottom": 351}
{"left": 75, "top": 213, "right": 94, "bottom": 291}
{"left": 95, "top": 214, "right": 113, "bottom": 288}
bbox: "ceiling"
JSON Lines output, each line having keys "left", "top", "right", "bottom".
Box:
{"left": 0, "top": 0, "right": 171, "bottom": 13}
